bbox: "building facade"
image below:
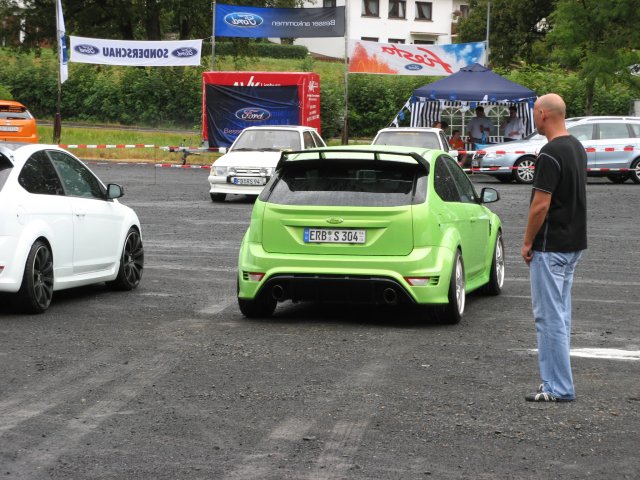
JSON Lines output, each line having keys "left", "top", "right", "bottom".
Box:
{"left": 294, "top": 0, "right": 470, "bottom": 59}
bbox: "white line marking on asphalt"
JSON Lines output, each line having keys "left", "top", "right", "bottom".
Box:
{"left": 570, "top": 348, "right": 640, "bottom": 360}
{"left": 506, "top": 277, "right": 640, "bottom": 287}
{"left": 268, "top": 417, "right": 313, "bottom": 440}
{"left": 198, "top": 301, "right": 233, "bottom": 315}
{"left": 222, "top": 418, "right": 313, "bottom": 480}
{"left": 525, "top": 348, "right": 640, "bottom": 360}
{"left": 0, "top": 353, "right": 175, "bottom": 476}
{"left": 221, "top": 361, "right": 387, "bottom": 480}
{"left": 501, "top": 294, "right": 640, "bottom": 305}
{"left": 309, "top": 420, "right": 370, "bottom": 480}
{"left": 145, "top": 264, "right": 237, "bottom": 272}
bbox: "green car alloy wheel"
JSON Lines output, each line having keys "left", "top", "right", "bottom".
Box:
{"left": 237, "top": 146, "right": 503, "bottom": 323}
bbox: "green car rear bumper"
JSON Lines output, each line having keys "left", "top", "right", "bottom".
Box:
{"left": 237, "top": 238, "right": 455, "bottom": 306}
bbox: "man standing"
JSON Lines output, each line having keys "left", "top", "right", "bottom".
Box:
{"left": 501, "top": 105, "right": 525, "bottom": 141}
{"left": 521, "top": 93, "right": 587, "bottom": 402}
{"left": 467, "top": 106, "right": 493, "bottom": 148}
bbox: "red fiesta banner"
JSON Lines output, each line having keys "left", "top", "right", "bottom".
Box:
{"left": 348, "top": 40, "right": 486, "bottom": 76}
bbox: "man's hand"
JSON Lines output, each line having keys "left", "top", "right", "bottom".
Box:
{"left": 521, "top": 242, "right": 533, "bottom": 265}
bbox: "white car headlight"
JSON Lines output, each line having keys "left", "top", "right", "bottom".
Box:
{"left": 213, "top": 166, "right": 227, "bottom": 176}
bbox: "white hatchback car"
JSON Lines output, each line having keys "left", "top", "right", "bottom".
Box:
{"left": 372, "top": 127, "right": 453, "bottom": 151}
{"left": 0, "top": 142, "right": 144, "bottom": 313}
{"left": 207, "top": 126, "right": 326, "bottom": 202}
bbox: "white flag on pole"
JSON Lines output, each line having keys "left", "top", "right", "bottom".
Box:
{"left": 56, "top": 0, "right": 68, "bottom": 83}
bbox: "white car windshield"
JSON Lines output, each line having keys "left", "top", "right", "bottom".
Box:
{"left": 232, "top": 130, "right": 301, "bottom": 151}
{"left": 373, "top": 131, "right": 440, "bottom": 149}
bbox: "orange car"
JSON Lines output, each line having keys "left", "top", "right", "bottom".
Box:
{"left": 0, "top": 100, "right": 38, "bottom": 143}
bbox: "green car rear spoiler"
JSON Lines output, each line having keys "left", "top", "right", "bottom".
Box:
{"left": 275, "top": 149, "right": 430, "bottom": 175}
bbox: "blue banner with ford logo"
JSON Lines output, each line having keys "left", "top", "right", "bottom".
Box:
{"left": 205, "top": 84, "right": 300, "bottom": 147}
{"left": 215, "top": 4, "right": 345, "bottom": 38}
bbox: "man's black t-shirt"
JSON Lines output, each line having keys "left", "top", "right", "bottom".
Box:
{"left": 531, "top": 135, "right": 587, "bottom": 252}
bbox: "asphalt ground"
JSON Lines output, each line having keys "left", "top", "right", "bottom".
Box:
{"left": 1, "top": 165, "right": 638, "bottom": 479}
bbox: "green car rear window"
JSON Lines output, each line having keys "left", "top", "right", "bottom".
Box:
{"left": 263, "top": 159, "right": 427, "bottom": 206}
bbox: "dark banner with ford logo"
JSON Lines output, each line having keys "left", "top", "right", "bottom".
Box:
{"left": 215, "top": 4, "right": 345, "bottom": 38}
{"left": 205, "top": 84, "right": 300, "bottom": 148}
{"left": 69, "top": 36, "right": 202, "bottom": 66}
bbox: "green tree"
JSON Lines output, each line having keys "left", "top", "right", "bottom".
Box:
{"left": 457, "top": 0, "right": 555, "bottom": 67}
{"left": 168, "top": 0, "right": 213, "bottom": 40}
{"left": 546, "top": 0, "right": 640, "bottom": 114}
{"left": 15, "top": 0, "right": 310, "bottom": 46}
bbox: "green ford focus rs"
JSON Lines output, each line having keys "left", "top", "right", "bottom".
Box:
{"left": 237, "top": 146, "right": 504, "bottom": 324}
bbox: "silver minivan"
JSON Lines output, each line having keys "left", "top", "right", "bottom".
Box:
{"left": 473, "top": 116, "right": 640, "bottom": 184}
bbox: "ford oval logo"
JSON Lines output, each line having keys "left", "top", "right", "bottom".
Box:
{"left": 326, "top": 217, "right": 344, "bottom": 225}
{"left": 235, "top": 108, "right": 271, "bottom": 121}
{"left": 405, "top": 63, "right": 423, "bottom": 71}
{"left": 224, "top": 12, "right": 264, "bottom": 27}
{"left": 171, "top": 47, "right": 198, "bottom": 58}
{"left": 74, "top": 44, "right": 100, "bottom": 55}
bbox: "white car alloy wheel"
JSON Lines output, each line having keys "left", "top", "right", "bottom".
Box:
{"left": 481, "top": 233, "right": 505, "bottom": 296}
{"left": 442, "top": 250, "right": 465, "bottom": 324}
{"left": 18, "top": 240, "right": 54, "bottom": 313}
{"left": 514, "top": 157, "right": 536, "bottom": 184}
{"left": 453, "top": 254, "right": 465, "bottom": 315}
{"left": 495, "top": 234, "right": 505, "bottom": 289}
{"left": 630, "top": 158, "right": 640, "bottom": 184}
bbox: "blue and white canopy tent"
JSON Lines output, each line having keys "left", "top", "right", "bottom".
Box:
{"left": 392, "top": 63, "right": 538, "bottom": 142}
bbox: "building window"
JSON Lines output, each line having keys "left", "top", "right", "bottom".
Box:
{"left": 460, "top": 4, "right": 469, "bottom": 17}
{"left": 388, "top": 0, "right": 406, "bottom": 19}
{"left": 361, "top": 37, "right": 379, "bottom": 42}
{"left": 413, "top": 39, "right": 435, "bottom": 45}
{"left": 362, "top": 0, "right": 379, "bottom": 17}
{"left": 323, "top": 0, "right": 336, "bottom": 7}
{"left": 388, "top": 38, "right": 405, "bottom": 44}
{"left": 415, "top": 2, "right": 433, "bottom": 21}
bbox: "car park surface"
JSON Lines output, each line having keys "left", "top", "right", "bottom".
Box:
{"left": 474, "top": 116, "right": 640, "bottom": 184}
{"left": 0, "top": 100, "right": 38, "bottom": 143}
{"left": 0, "top": 142, "right": 143, "bottom": 312}
{"left": 0, "top": 164, "right": 639, "bottom": 479}
{"left": 207, "top": 125, "right": 326, "bottom": 202}
{"left": 237, "top": 145, "right": 504, "bottom": 324}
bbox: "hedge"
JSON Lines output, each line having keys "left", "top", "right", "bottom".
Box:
{"left": 215, "top": 42, "right": 309, "bottom": 59}
{"left": 1, "top": 49, "right": 638, "bottom": 138}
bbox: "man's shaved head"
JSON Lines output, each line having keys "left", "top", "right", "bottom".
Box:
{"left": 536, "top": 93, "right": 566, "bottom": 117}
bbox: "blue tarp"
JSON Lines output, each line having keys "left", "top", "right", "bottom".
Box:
{"left": 412, "top": 63, "right": 536, "bottom": 102}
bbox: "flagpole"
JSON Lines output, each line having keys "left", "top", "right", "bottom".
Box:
{"left": 211, "top": 0, "right": 216, "bottom": 70}
{"left": 54, "top": 1, "right": 62, "bottom": 144}
{"left": 341, "top": 1, "right": 349, "bottom": 145}
{"left": 485, "top": 1, "right": 491, "bottom": 66}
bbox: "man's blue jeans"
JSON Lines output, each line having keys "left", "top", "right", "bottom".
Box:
{"left": 530, "top": 250, "right": 583, "bottom": 400}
